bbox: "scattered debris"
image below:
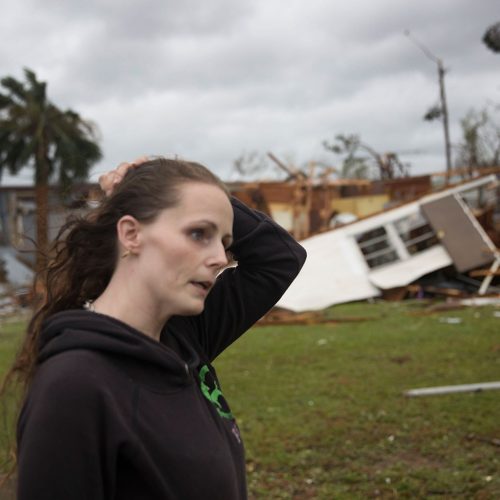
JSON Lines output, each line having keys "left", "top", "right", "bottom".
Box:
{"left": 389, "top": 355, "right": 412, "bottom": 365}
{"left": 257, "top": 308, "right": 378, "bottom": 326}
{"left": 466, "top": 433, "right": 500, "bottom": 448}
{"left": 417, "top": 301, "right": 466, "bottom": 314}
{"left": 413, "top": 285, "right": 465, "bottom": 298}
{"left": 439, "top": 317, "right": 463, "bottom": 324}
{"left": 452, "top": 296, "right": 500, "bottom": 307}
{"left": 0, "top": 283, "right": 32, "bottom": 318}
{"left": 0, "top": 247, "right": 34, "bottom": 286}
{"left": 404, "top": 381, "right": 500, "bottom": 397}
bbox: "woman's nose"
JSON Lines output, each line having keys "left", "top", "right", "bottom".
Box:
{"left": 208, "top": 242, "right": 229, "bottom": 268}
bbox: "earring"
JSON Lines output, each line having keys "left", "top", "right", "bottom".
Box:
{"left": 121, "top": 249, "right": 131, "bottom": 259}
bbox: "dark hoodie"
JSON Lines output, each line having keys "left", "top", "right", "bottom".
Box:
{"left": 16, "top": 198, "right": 306, "bottom": 500}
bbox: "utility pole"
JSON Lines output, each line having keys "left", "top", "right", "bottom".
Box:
{"left": 437, "top": 60, "right": 452, "bottom": 184}
{"left": 405, "top": 31, "right": 452, "bottom": 184}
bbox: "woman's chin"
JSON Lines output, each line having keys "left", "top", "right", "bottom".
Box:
{"left": 176, "top": 301, "right": 205, "bottom": 317}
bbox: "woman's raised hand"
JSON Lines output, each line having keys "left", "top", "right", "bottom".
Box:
{"left": 99, "top": 156, "right": 149, "bottom": 196}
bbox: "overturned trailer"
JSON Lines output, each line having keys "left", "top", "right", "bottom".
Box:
{"left": 278, "top": 175, "right": 500, "bottom": 312}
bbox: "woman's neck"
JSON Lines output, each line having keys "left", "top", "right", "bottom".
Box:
{"left": 90, "top": 272, "right": 169, "bottom": 341}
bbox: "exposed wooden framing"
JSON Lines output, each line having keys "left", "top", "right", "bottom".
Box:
{"left": 469, "top": 269, "right": 500, "bottom": 277}
{"left": 267, "top": 152, "right": 309, "bottom": 239}
{"left": 267, "top": 153, "right": 343, "bottom": 237}
{"left": 478, "top": 256, "right": 500, "bottom": 295}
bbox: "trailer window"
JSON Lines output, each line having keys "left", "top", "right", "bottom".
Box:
{"left": 394, "top": 213, "right": 438, "bottom": 255}
{"left": 355, "top": 226, "right": 399, "bottom": 268}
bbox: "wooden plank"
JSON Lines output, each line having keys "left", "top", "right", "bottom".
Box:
{"left": 257, "top": 308, "right": 377, "bottom": 326}
{"left": 469, "top": 269, "right": 500, "bottom": 277}
{"left": 404, "top": 381, "right": 500, "bottom": 397}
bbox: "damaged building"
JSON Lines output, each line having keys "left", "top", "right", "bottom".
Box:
{"left": 277, "top": 174, "right": 500, "bottom": 312}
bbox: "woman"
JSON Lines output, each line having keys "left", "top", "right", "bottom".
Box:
{"left": 13, "top": 157, "right": 306, "bottom": 499}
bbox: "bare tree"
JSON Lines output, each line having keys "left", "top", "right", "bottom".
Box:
{"left": 232, "top": 151, "right": 276, "bottom": 179}
{"left": 455, "top": 107, "right": 500, "bottom": 174}
{"left": 323, "top": 134, "right": 410, "bottom": 180}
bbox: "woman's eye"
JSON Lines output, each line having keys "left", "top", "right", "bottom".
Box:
{"left": 190, "top": 229, "right": 209, "bottom": 242}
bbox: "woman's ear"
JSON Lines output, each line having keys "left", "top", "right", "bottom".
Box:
{"left": 117, "top": 215, "right": 142, "bottom": 256}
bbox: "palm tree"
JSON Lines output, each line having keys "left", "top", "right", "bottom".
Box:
{"left": 483, "top": 21, "right": 500, "bottom": 53}
{"left": 0, "top": 68, "right": 102, "bottom": 271}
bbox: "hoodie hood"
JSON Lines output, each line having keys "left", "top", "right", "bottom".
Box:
{"left": 39, "top": 310, "right": 200, "bottom": 388}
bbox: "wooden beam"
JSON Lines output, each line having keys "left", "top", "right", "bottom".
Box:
{"left": 267, "top": 152, "right": 306, "bottom": 179}
{"left": 404, "top": 381, "right": 500, "bottom": 397}
{"left": 469, "top": 269, "right": 500, "bottom": 277}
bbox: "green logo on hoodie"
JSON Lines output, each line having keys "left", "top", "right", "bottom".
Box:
{"left": 198, "top": 365, "right": 233, "bottom": 419}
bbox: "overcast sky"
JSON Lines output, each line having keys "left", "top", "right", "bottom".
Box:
{"left": 1, "top": 0, "right": 499, "bottom": 185}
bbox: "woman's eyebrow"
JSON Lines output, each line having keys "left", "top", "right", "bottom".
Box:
{"left": 194, "top": 220, "right": 232, "bottom": 237}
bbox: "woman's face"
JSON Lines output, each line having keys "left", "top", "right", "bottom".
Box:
{"left": 137, "top": 182, "right": 233, "bottom": 318}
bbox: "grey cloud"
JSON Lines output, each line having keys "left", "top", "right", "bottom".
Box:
{"left": 1, "top": 0, "right": 498, "bottom": 179}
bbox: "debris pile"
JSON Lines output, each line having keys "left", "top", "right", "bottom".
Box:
{"left": 277, "top": 174, "right": 500, "bottom": 313}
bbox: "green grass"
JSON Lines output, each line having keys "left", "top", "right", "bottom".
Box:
{"left": 0, "top": 318, "right": 25, "bottom": 374}
{"left": 215, "top": 301, "right": 500, "bottom": 499}
{"left": 0, "top": 316, "right": 26, "bottom": 499}
{"left": 0, "top": 303, "right": 499, "bottom": 499}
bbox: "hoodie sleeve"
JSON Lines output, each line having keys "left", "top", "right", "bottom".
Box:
{"left": 183, "top": 196, "right": 306, "bottom": 361}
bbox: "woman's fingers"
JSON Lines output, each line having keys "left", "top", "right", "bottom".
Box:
{"left": 131, "top": 155, "right": 149, "bottom": 165}
{"left": 98, "top": 170, "right": 122, "bottom": 196}
{"left": 115, "top": 161, "right": 133, "bottom": 178}
{"left": 99, "top": 156, "right": 150, "bottom": 196}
